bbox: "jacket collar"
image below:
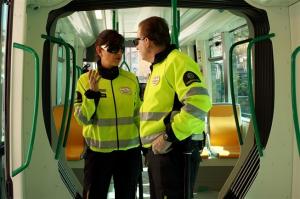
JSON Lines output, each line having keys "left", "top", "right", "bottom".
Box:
{"left": 97, "top": 60, "right": 119, "bottom": 80}
{"left": 150, "top": 44, "right": 177, "bottom": 71}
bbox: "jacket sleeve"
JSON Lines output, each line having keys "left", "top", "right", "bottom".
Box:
{"left": 73, "top": 74, "right": 98, "bottom": 126}
{"left": 165, "top": 55, "right": 212, "bottom": 141}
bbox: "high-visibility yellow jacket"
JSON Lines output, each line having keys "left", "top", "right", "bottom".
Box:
{"left": 140, "top": 47, "right": 212, "bottom": 147}
{"left": 74, "top": 67, "right": 141, "bottom": 153}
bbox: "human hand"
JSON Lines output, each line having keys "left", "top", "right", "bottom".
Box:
{"left": 152, "top": 134, "right": 172, "bottom": 154}
{"left": 88, "top": 70, "right": 100, "bottom": 91}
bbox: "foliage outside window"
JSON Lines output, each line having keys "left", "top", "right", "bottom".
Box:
{"left": 230, "top": 25, "right": 250, "bottom": 118}
{"left": 209, "top": 34, "right": 225, "bottom": 103}
{"left": 210, "top": 60, "right": 225, "bottom": 103}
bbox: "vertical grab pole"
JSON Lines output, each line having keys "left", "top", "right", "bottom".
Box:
{"left": 172, "top": 0, "right": 191, "bottom": 198}
{"left": 228, "top": 38, "right": 252, "bottom": 145}
{"left": 75, "top": 65, "right": 82, "bottom": 80}
{"left": 171, "top": 1, "right": 191, "bottom": 198}
{"left": 183, "top": 151, "right": 192, "bottom": 199}
{"left": 112, "top": 10, "right": 118, "bottom": 31}
{"left": 291, "top": 46, "right": 300, "bottom": 156}
{"left": 62, "top": 44, "right": 77, "bottom": 148}
{"left": 12, "top": 43, "right": 40, "bottom": 177}
{"left": 41, "top": 34, "right": 71, "bottom": 159}
{"left": 171, "top": 0, "right": 179, "bottom": 48}
{"left": 247, "top": 33, "right": 275, "bottom": 157}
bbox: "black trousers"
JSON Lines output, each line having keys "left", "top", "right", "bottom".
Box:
{"left": 83, "top": 147, "right": 141, "bottom": 199}
{"left": 147, "top": 140, "right": 202, "bottom": 199}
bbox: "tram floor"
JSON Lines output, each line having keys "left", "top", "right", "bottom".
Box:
{"left": 106, "top": 167, "right": 220, "bottom": 199}
{"left": 73, "top": 160, "right": 233, "bottom": 198}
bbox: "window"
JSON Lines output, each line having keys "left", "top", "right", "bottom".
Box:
{"left": 56, "top": 45, "right": 63, "bottom": 105}
{"left": 207, "top": 25, "right": 250, "bottom": 117}
{"left": 211, "top": 60, "right": 225, "bottom": 103}
{"left": 209, "top": 34, "right": 222, "bottom": 59}
{"left": 0, "top": 3, "right": 8, "bottom": 141}
{"left": 230, "top": 25, "right": 250, "bottom": 118}
{"left": 209, "top": 34, "right": 225, "bottom": 103}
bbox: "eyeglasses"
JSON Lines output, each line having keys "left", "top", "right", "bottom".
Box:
{"left": 133, "top": 37, "right": 145, "bottom": 46}
{"left": 101, "top": 45, "right": 125, "bottom": 54}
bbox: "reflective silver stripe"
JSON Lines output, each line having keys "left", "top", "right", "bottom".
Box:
{"left": 191, "top": 133, "right": 204, "bottom": 141}
{"left": 94, "top": 117, "right": 134, "bottom": 126}
{"left": 85, "top": 137, "right": 140, "bottom": 149}
{"left": 76, "top": 108, "right": 92, "bottom": 125}
{"left": 140, "top": 112, "right": 167, "bottom": 121}
{"left": 184, "top": 87, "right": 209, "bottom": 100}
{"left": 140, "top": 131, "right": 164, "bottom": 145}
{"left": 182, "top": 103, "right": 207, "bottom": 121}
{"left": 76, "top": 108, "right": 134, "bottom": 126}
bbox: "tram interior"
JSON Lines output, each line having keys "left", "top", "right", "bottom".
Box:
{"left": 48, "top": 6, "right": 251, "bottom": 199}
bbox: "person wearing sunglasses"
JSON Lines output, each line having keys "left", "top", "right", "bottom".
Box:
{"left": 74, "top": 29, "right": 141, "bottom": 199}
{"left": 136, "top": 17, "right": 212, "bottom": 199}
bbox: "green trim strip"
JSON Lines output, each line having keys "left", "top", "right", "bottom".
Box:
{"left": 75, "top": 65, "right": 82, "bottom": 80}
{"left": 171, "top": 0, "right": 179, "bottom": 47}
{"left": 247, "top": 33, "right": 275, "bottom": 157}
{"left": 120, "top": 53, "right": 130, "bottom": 71}
{"left": 228, "top": 38, "right": 252, "bottom": 146}
{"left": 63, "top": 44, "right": 77, "bottom": 148}
{"left": 41, "top": 34, "right": 71, "bottom": 160}
{"left": 291, "top": 46, "right": 300, "bottom": 156}
{"left": 12, "top": 43, "right": 39, "bottom": 177}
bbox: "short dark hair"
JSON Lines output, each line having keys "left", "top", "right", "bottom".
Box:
{"left": 95, "top": 29, "right": 124, "bottom": 59}
{"left": 138, "top": 16, "right": 171, "bottom": 47}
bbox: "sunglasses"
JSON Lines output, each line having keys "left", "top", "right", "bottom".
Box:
{"left": 101, "top": 45, "right": 125, "bottom": 54}
{"left": 133, "top": 37, "right": 145, "bottom": 46}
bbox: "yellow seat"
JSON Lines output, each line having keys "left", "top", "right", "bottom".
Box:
{"left": 201, "top": 103, "right": 241, "bottom": 159}
{"left": 53, "top": 105, "right": 84, "bottom": 161}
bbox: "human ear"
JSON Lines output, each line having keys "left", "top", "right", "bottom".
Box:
{"left": 96, "top": 46, "right": 102, "bottom": 57}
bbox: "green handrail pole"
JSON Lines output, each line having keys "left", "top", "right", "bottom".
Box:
{"left": 63, "top": 44, "right": 77, "bottom": 148}
{"left": 247, "top": 33, "right": 275, "bottom": 157}
{"left": 177, "top": 10, "right": 180, "bottom": 35}
{"left": 55, "top": 46, "right": 70, "bottom": 159}
{"left": 120, "top": 50, "right": 130, "bottom": 71}
{"left": 171, "top": 0, "right": 179, "bottom": 48}
{"left": 113, "top": 10, "right": 117, "bottom": 31}
{"left": 41, "top": 34, "right": 71, "bottom": 159}
{"left": 291, "top": 46, "right": 300, "bottom": 156}
{"left": 41, "top": 34, "right": 66, "bottom": 47}
{"left": 229, "top": 38, "right": 252, "bottom": 146}
{"left": 77, "top": 67, "right": 82, "bottom": 79}
{"left": 120, "top": 60, "right": 130, "bottom": 71}
{"left": 75, "top": 65, "right": 81, "bottom": 80}
{"left": 12, "top": 43, "right": 39, "bottom": 177}
{"left": 53, "top": 45, "right": 71, "bottom": 159}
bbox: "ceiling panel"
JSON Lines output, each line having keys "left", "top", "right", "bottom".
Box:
{"left": 56, "top": 6, "right": 248, "bottom": 47}
{"left": 27, "top": 0, "right": 68, "bottom": 7}
{"left": 247, "top": 0, "right": 299, "bottom": 7}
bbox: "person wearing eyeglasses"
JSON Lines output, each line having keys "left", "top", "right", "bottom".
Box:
{"left": 74, "top": 29, "right": 141, "bottom": 199}
{"left": 135, "top": 16, "right": 212, "bottom": 199}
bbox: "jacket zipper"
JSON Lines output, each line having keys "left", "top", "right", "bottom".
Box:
{"left": 111, "top": 80, "right": 119, "bottom": 149}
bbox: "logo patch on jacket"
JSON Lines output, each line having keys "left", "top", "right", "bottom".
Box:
{"left": 152, "top": 76, "right": 160, "bottom": 85}
{"left": 120, "top": 87, "right": 132, "bottom": 95}
{"left": 183, "top": 71, "right": 201, "bottom": 86}
{"left": 99, "top": 89, "right": 107, "bottom": 97}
